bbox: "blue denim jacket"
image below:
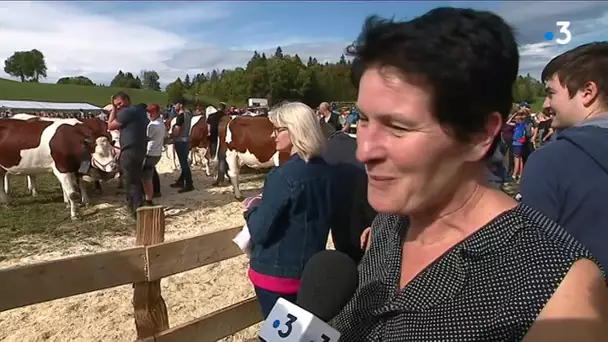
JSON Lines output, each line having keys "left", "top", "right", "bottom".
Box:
{"left": 245, "top": 154, "right": 334, "bottom": 278}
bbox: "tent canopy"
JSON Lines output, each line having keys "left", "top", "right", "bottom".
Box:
{"left": 0, "top": 100, "right": 101, "bottom": 111}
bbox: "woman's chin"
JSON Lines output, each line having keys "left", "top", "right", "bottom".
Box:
{"left": 368, "top": 191, "right": 405, "bottom": 215}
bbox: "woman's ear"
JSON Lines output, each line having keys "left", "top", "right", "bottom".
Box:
{"left": 465, "top": 111, "right": 503, "bottom": 162}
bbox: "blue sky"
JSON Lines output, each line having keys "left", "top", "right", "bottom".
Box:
{"left": 0, "top": 1, "right": 606, "bottom": 85}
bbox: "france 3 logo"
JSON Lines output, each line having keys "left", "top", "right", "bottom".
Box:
{"left": 544, "top": 21, "right": 572, "bottom": 45}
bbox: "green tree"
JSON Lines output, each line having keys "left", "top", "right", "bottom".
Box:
{"left": 166, "top": 77, "right": 185, "bottom": 102}
{"left": 3, "top": 49, "right": 47, "bottom": 82}
{"left": 140, "top": 70, "right": 161, "bottom": 91}
{"left": 57, "top": 76, "right": 95, "bottom": 86}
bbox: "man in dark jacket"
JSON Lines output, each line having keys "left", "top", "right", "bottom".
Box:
{"left": 519, "top": 42, "right": 608, "bottom": 268}
{"left": 322, "top": 131, "right": 377, "bottom": 264}
{"left": 107, "top": 92, "right": 149, "bottom": 217}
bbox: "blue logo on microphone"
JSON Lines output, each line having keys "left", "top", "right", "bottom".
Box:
{"left": 273, "top": 319, "right": 280, "bottom": 328}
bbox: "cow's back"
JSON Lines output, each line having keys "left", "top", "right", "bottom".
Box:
{"left": 190, "top": 115, "right": 209, "bottom": 149}
{"left": 222, "top": 116, "right": 276, "bottom": 164}
{"left": 0, "top": 119, "right": 57, "bottom": 173}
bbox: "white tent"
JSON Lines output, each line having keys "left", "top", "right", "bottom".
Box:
{"left": 0, "top": 100, "right": 101, "bottom": 111}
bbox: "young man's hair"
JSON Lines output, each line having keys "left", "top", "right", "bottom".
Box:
{"left": 111, "top": 91, "right": 131, "bottom": 104}
{"left": 541, "top": 42, "right": 608, "bottom": 105}
{"left": 347, "top": 8, "right": 519, "bottom": 158}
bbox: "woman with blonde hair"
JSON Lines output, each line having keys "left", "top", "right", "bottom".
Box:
{"left": 243, "top": 101, "right": 335, "bottom": 318}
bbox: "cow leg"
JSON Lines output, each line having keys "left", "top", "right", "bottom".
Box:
{"left": 27, "top": 175, "right": 38, "bottom": 197}
{"left": 169, "top": 144, "right": 179, "bottom": 171}
{"left": 3, "top": 173, "right": 11, "bottom": 196}
{"left": 192, "top": 148, "right": 199, "bottom": 166}
{"left": 201, "top": 148, "right": 211, "bottom": 177}
{"left": 0, "top": 171, "right": 9, "bottom": 204}
{"left": 78, "top": 177, "right": 91, "bottom": 207}
{"left": 188, "top": 149, "right": 194, "bottom": 166}
{"left": 52, "top": 168, "right": 80, "bottom": 219}
{"left": 225, "top": 150, "right": 243, "bottom": 200}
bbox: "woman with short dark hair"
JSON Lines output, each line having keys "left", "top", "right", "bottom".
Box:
{"left": 332, "top": 8, "right": 607, "bottom": 342}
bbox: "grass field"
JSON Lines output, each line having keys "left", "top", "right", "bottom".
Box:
{"left": 0, "top": 77, "right": 219, "bottom": 107}
{"left": 0, "top": 173, "right": 133, "bottom": 261}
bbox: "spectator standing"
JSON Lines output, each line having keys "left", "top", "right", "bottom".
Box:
{"left": 520, "top": 42, "right": 608, "bottom": 269}
{"left": 169, "top": 96, "right": 194, "bottom": 193}
{"left": 143, "top": 104, "right": 165, "bottom": 204}
{"left": 245, "top": 102, "right": 333, "bottom": 318}
{"left": 318, "top": 101, "right": 342, "bottom": 131}
{"left": 322, "top": 130, "right": 376, "bottom": 264}
{"left": 107, "top": 92, "right": 149, "bottom": 218}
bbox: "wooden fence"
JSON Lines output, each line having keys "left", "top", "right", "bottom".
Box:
{"left": 0, "top": 206, "right": 263, "bottom": 342}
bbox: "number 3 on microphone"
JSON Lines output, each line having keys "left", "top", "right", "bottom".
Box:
{"left": 278, "top": 313, "right": 298, "bottom": 338}
{"left": 317, "top": 334, "right": 331, "bottom": 342}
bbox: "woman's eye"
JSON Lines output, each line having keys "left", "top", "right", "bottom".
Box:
{"left": 390, "top": 125, "right": 409, "bottom": 132}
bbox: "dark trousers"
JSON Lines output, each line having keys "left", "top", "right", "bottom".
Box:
{"left": 119, "top": 148, "right": 145, "bottom": 215}
{"left": 174, "top": 141, "right": 193, "bottom": 187}
{"left": 152, "top": 169, "right": 160, "bottom": 194}
{"left": 254, "top": 286, "right": 298, "bottom": 319}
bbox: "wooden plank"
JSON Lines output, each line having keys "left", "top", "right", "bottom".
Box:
{"left": 133, "top": 206, "right": 170, "bottom": 339}
{"left": 0, "top": 247, "right": 146, "bottom": 312}
{"left": 146, "top": 227, "right": 244, "bottom": 281}
{"left": 148, "top": 297, "right": 262, "bottom": 342}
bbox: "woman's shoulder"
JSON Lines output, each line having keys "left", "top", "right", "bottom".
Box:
{"left": 277, "top": 156, "right": 332, "bottom": 178}
{"left": 484, "top": 204, "right": 603, "bottom": 276}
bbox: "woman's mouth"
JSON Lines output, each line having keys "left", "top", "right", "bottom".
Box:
{"left": 368, "top": 174, "right": 396, "bottom": 189}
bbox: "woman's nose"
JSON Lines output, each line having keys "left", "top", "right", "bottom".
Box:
{"left": 356, "top": 126, "right": 385, "bottom": 164}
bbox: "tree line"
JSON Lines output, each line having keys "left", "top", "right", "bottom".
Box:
{"left": 3, "top": 48, "right": 547, "bottom": 107}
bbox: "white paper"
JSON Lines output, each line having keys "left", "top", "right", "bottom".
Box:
{"left": 233, "top": 224, "right": 253, "bottom": 257}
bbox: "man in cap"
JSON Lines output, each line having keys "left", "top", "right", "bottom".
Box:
{"left": 168, "top": 96, "right": 195, "bottom": 192}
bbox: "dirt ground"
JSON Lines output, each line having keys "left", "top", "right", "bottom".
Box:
{"left": 0, "top": 154, "right": 266, "bottom": 342}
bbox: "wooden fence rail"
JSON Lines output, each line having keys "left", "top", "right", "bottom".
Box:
{"left": 0, "top": 206, "right": 262, "bottom": 341}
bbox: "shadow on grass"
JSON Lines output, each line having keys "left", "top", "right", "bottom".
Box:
{"left": 0, "top": 174, "right": 133, "bottom": 261}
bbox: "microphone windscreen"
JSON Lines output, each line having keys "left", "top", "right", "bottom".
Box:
{"left": 296, "top": 250, "right": 359, "bottom": 322}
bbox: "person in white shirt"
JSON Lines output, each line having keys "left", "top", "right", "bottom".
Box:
{"left": 143, "top": 104, "right": 166, "bottom": 205}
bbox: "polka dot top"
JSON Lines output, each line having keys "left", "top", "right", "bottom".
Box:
{"left": 331, "top": 204, "right": 604, "bottom": 341}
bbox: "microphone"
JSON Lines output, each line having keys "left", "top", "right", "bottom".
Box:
{"left": 259, "top": 250, "right": 359, "bottom": 342}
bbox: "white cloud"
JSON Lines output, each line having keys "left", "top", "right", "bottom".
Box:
{"left": 0, "top": 1, "right": 348, "bottom": 86}
{"left": 0, "top": 1, "right": 230, "bottom": 84}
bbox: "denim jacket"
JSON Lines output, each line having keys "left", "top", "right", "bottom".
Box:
{"left": 245, "top": 154, "right": 334, "bottom": 278}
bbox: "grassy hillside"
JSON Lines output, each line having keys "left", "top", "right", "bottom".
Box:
{"left": 0, "top": 77, "right": 168, "bottom": 107}
{"left": 0, "top": 78, "right": 218, "bottom": 108}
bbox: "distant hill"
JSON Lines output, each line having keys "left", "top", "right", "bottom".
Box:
{"left": 0, "top": 78, "right": 218, "bottom": 108}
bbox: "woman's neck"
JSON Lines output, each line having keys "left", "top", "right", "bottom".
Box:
{"left": 405, "top": 168, "right": 519, "bottom": 246}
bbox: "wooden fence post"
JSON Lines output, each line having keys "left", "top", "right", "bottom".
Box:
{"left": 133, "top": 205, "right": 170, "bottom": 339}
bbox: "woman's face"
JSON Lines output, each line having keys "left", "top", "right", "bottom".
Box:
{"left": 272, "top": 126, "right": 293, "bottom": 153}
{"left": 356, "top": 67, "right": 497, "bottom": 216}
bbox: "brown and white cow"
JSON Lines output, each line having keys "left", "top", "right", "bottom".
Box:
{"left": 5, "top": 114, "right": 111, "bottom": 199}
{"left": 0, "top": 119, "right": 97, "bottom": 219}
{"left": 164, "top": 114, "right": 210, "bottom": 176}
{"left": 214, "top": 115, "right": 290, "bottom": 199}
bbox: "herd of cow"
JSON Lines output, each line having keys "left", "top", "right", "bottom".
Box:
{"left": 0, "top": 111, "right": 288, "bottom": 220}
